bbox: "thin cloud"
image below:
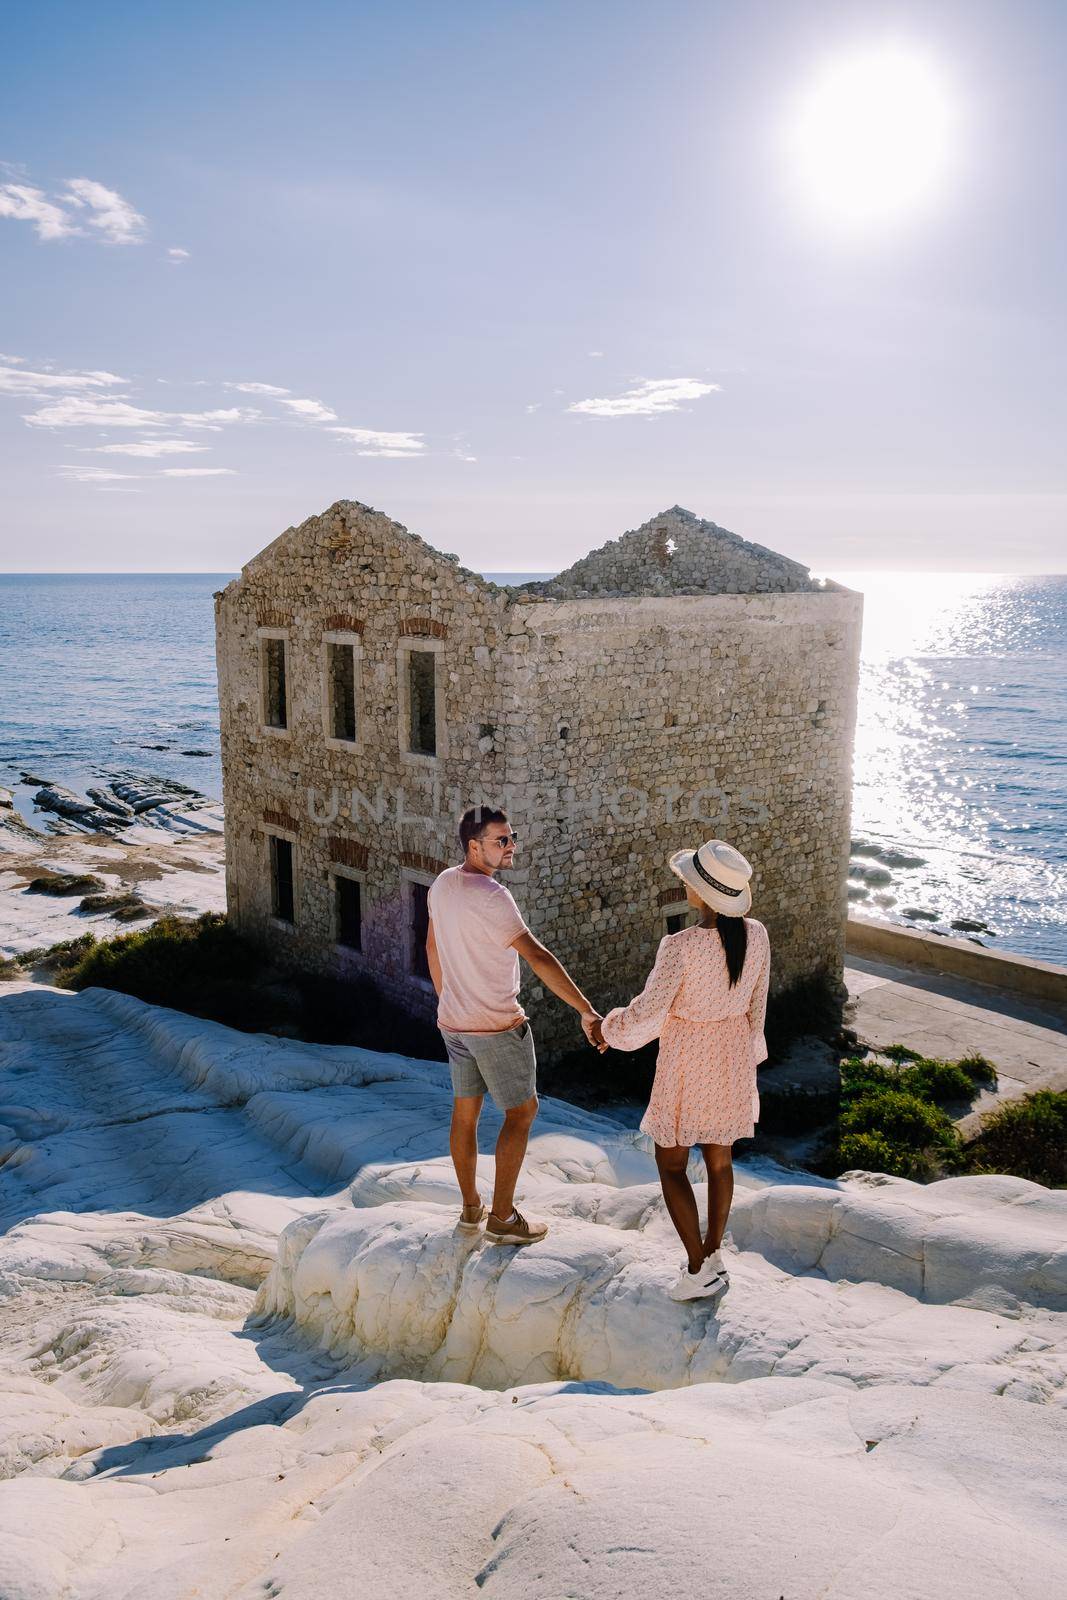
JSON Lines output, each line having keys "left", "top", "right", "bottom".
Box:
{"left": 179, "top": 407, "right": 259, "bottom": 428}
{"left": 87, "top": 438, "right": 209, "bottom": 458}
{"left": 0, "top": 183, "right": 75, "bottom": 241}
{"left": 28, "top": 397, "right": 167, "bottom": 429}
{"left": 160, "top": 467, "right": 237, "bottom": 477}
{"left": 280, "top": 396, "right": 337, "bottom": 422}
{"left": 23, "top": 395, "right": 261, "bottom": 429}
{"left": 329, "top": 426, "right": 425, "bottom": 457}
{"left": 227, "top": 381, "right": 291, "bottom": 396}
{"left": 57, "top": 464, "right": 141, "bottom": 483}
{"left": 64, "top": 178, "right": 147, "bottom": 244}
{"left": 567, "top": 376, "right": 721, "bottom": 418}
{"left": 0, "top": 364, "right": 126, "bottom": 397}
{"left": 167, "top": 247, "right": 190, "bottom": 262}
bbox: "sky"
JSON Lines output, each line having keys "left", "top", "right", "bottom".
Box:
{"left": 1, "top": 0, "right": 1065, "bottom": 574}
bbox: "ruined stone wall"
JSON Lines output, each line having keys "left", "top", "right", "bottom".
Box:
{"left": 525, "top": 506, "right": 816, "bottom": 600}
{"left": 500, "top": 590, "right": 863, "bottom": 1058}
{"left": 215, "top": 500, "right": 515, "bottom": 1023}
{"left": 216, "top": 500, "right": 860, "bottom": 1064}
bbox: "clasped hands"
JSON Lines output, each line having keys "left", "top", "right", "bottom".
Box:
{"left": 580, "top": 1010, "right": 608, "bottom": 1053}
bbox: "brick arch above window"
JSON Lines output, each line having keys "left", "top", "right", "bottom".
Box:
{"left": 330, "top": 836, "right": 369, "bottom": 870}
{"left": 263, "top": 806, "right": 299, "bottom": 832}
{"left": 399, "top": 617, "right": 448, "bottom": 639}
{"left": 399, "top": 851, "right": 449, "bottom": 875}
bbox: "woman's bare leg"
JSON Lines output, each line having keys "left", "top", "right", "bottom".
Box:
{"left": 700, "top": 1142, "right": 734, "bottom": 1255}
{"left": 655, "top": 1143, "right": 704, "bottom": 1274}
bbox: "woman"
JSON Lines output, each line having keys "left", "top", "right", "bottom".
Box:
{"left": 600, "top": 839, "right": 770, "bottom": 1302}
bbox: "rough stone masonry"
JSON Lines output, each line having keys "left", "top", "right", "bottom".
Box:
{"left": 214, "top": 502, "right": 862, "bottom": 1059}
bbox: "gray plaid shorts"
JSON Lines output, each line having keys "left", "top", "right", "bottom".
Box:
{"left": 439, "top": 1020, "right": 537, "bottom": 1111}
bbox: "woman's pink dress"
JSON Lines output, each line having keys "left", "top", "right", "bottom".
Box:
{"left": 601, "top": 919, "right": 771, "bottom": 1147}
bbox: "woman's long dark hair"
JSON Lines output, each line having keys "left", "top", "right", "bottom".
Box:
{"left": 700, "top": 908, "right": 747, "bottom": 986}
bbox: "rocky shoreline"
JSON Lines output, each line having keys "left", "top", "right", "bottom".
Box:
{"left": 0, "top": 770, "right": 225, "bottom": 963}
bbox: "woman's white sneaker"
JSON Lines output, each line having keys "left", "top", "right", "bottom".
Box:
{"left": 667, "top": 1262, "right": 725, "bottom": 1301}
{"left": 703, "top": 1249, "right": 730, "bottom": 1288}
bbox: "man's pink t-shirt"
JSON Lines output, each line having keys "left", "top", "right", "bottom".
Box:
{"left": 427, "top": 864, "right": 529, "bottom": 1033}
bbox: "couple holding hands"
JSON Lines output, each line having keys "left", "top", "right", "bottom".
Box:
{"left": 425, "top": 806, "right": 770, "bottom": 1303}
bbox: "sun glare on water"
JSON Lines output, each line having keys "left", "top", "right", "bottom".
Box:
{"left": 789, "top": 43, "right": 955, "bottom": 226}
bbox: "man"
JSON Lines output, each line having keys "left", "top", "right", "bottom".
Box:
{"left": 426, "top": 806, "right": 603, "bottom": 1246}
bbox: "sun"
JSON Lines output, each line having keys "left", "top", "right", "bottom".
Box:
{"left": 789, "top": 44, "right": 954, "bottom": 226}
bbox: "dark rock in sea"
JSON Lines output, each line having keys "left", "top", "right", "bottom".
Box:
{"left": 139, "top": 744, "right": 171, "bottom": 752}
{"left": 850, "top": 840, "right": 926, "bottom": 870}
{"left": 179, "top": 749, "right": 213, "bottom": 757}
{"left": 849, "top": 864, "right": 893, "bottom": 886}
{"left": 86, "top": 787, "right": 136, "bottom": 819}
{"left": 109, "top": 779, "right": 177, "bottom": 813}
{"left": 951, "top": 918, "right": 991, "bottom": 934}
{"left": 20, "top": 772, "right": 53, "bottom": 786}
{"left": 901, "top": 907, "right": 940, "bottom": 922}
{"left": 847, "top": 886, "right": 870, "bottom": 900}
{"left": 873, "top": 894, "right": 897, "bottom": 908}
{"left": 0, "top": 787, "right": 12, "bottom": 809}
{"left": 28, "top": 872, "right": 107, "bottom": 896}
{"left": 33, "top": 786, "right": 124, "bottom": 831}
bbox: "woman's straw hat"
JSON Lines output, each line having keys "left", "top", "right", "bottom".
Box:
{"left": 668, "top": 838, "right": 753, "bottom": 917}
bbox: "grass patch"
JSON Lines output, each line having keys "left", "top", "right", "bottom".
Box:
{"left": 1, "top": 932, "right": 98, "bottom": 981}
{"left": 965, "top": 1090, "right": 1067, "bottom": 1188}
{"left": 48, "top": 911, "right": 446, "bottom": 1058}
{"left": 813, "top": 1049, "right": 995, "bottom": 1181}
{"left": 79, "top": 891, "right": 152, "bottom": 920}
{"left": 27, "top": 873, "right": 106, "bottom": 896}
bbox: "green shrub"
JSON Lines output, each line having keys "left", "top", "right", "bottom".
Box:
{"left": 837, "top": 1129, "right": 925, "bottom": 1179}
{"left": 57, "top": 913, "right": 288, "bottom": 1030}
{"left": 27, "top": 873, "right": 105, "bottom": 896}
{"left": 899, "top": 1058, "right": 975, "bottom": 1104}
{"left": 30, "top": 933, "right": 97, "bottom": 978}
{"left": 964, "top": 1091, "right": 1067, "bottom": 1188}
{"left": 840, "top": 1057, "right": 898, "bottom": 1100}
{"left": 881, "top": 1043, "right": 923, "bottom": 1063}
{"left": 957, "top": 1052, "right": 998, "bottom": 1087}
{"left": 828, "top": 1080, "right": 964, "bottom": 1181}
{"left": 50, "top": 911, "right": 446, "bottom": 1059}
{"left": 842, "top": 1087, "right": 957, "bottom": 1149}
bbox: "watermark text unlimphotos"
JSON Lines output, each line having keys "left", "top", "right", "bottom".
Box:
{"left": 302, "top": 782, "right": 769, "bottom": 830}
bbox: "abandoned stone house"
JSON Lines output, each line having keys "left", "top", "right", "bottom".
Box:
{"left": 214, "top": 501, "right": 862, "bottom": 1059}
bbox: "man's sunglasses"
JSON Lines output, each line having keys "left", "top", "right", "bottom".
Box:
{"left": 482, "top": 832, "right": 518, "bottom": 847}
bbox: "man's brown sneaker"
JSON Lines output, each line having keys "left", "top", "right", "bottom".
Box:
{"left": 458, "top": 1202, "right": 487, "bottom": 1232}
{"left": 485, "top": 1208, "right": 548, "bottom": 1246}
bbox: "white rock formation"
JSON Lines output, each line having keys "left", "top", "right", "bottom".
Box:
{"left": 1, "top": 984, "right": 1065, "bottom": 1596}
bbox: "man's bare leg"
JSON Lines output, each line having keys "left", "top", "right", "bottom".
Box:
{"left": 490, "top": 1095, "right": 538, "bottom": 1219}
{"left": 450, "top": 1094, "right": 483, "bottom": 1208}
{"left": 700, "top": 1142, "right": 734, "bottom": 1255}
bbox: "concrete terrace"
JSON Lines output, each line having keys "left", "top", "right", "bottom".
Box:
{"left": 846, "top": 956, "right": 1067, "bottom": 1129}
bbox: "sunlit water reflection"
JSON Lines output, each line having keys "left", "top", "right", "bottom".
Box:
{"left": 831, "top": 572, "right": 1067, "bottom": 964}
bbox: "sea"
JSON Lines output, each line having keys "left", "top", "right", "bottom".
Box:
{"left": 1, "top": 569, "right": 1065, "bottom": 967}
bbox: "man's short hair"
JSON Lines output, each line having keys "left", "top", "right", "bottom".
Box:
{"left": 459, "top": 805, "right": 509, "bottom": 852}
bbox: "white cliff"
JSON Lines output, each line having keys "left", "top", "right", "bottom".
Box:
{"left": 0, "top": 982, "right": 1064, "bottom": 1597}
